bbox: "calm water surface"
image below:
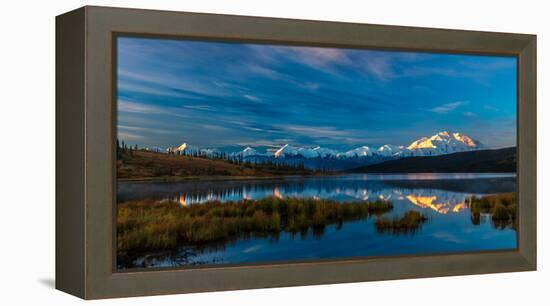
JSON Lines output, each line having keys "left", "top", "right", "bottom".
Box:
{"left": 117, "top": 173, "right": 517, "bottom": 268}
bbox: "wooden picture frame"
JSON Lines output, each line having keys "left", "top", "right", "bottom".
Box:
{"left": 56, "top": 6, "right": 536, "bottom": 299}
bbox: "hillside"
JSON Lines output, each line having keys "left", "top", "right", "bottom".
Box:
{"left": 350, "top": 147, "right": 516, "bottom": 173}
{"left": 117, "top": 150, "right": 316, "bottom": 181}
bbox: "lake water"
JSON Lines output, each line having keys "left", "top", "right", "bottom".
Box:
{"left": 117, "top": 173, "right": 517, "bottom": 268}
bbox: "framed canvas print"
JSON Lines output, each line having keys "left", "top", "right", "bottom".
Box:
{"left": 56, "top": 6, "right": 536, "bottom": 299}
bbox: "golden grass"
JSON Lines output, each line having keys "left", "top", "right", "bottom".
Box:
{"left": 117, "top": 150, "right": 316, "bottom": 180}
{"left": 117, "top": 196, "right": 393, "bottom": 260}
{"left": 467, "top": 192, "right": 517, "bottom": 229}
{"left": 374, "top": 210, "right": 428, "bottom": 234}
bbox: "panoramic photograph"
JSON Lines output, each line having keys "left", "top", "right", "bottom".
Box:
{"left": 116, "top": 36, "right": 517, "bottom": 270}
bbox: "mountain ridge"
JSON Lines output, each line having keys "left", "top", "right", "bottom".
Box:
{"left": 164, "top": 131, "right": 487, "bottom": 161}
{"left": 350, "top": 147, "right": 516, "bottom": 173}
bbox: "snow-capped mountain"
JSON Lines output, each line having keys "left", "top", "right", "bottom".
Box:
{"left": 164, "top": 131, "right": 484, "bottom": 170}
{"left": 313, "top": 146, "right": 339, "bottom": 158}
{"left": 260, "top": 131, "right": 482, "bottom": 160}
{"left": 342, "top": 146, "right": 374, "bottom": 158}
{"left": 376, "top": 145, "right": 405, "bottom": 157}
{"left": 169, "top": 143, "right": 217, "bottom": 157}
{"left": 273, "top": 144, "right": 338, "bottom": 159}
{"left": 232, "top": 147, "right": 274, "bottom": 158}
{"left": 170, "top": 143, "right": 192, "bottom": 153}
{"left": 239, "top": 147, "right": 259, "bottom": 157}
{"left": 404, "top": 131, "right": 483, "bottom": 156}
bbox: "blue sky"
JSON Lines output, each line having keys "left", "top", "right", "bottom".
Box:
{"left": 117, "top": 37, "right": 517, "bottom": 151}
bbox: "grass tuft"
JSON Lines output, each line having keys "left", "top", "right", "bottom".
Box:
{"left": 375, "top": 210, "right": 428, "bottom": 234}
{"left": 467, "top": 192, "right": 517, "bottom": 229}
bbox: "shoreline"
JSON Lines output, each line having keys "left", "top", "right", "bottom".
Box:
{"left": 117, "top": 173, "right": 344, "bottom": 183}
{"left": 117, "top": 171, "right": 517, "bottom": 184}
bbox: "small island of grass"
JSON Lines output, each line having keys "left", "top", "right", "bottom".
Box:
{"left": 375, "top": 210, "right": 428, "bottom": 234}
{"left": 117, "top": 196, "right": 393, "bottom": 261}
{"left": 467, "top": 192, "right": 517, "bottom": 229}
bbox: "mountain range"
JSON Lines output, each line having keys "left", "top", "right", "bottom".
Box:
{"left": 146, "top": 131, "right": 515, "bottom": 172}
{"left": 165, "top": 131, "right": 482, "bottom": 158}
{"left": 351, "top": 147, "right": 516, "bottom": 173}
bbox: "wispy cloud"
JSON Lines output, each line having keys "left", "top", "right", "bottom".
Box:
{"left": 247, "top": 64, "right": 321, "bottom": 92}
{"left": 276, "top": 125, "right": 350, "bottom": 139}
{"left": 286, "top": 47, "right": 351, "bottom": 73}
{"left": 118, "top": 132, "right": 145, "bottom": 141}
{"left": 236, "top": 140, "right": 281, "bottom": 147}
{"left": 428, "top": 101, "right": 468, "bottom": 114}
{"left": 397, "top": 57, "right": 516, "bottom": 85}
{"left": 118, "top": 125, "right": 175, "bottom": 135}
{"left": 364, "top": 56, "right": 394, "bottom": 81}
{"left": 118, "top": 100, "right": 167, "bottom": 114}
{"left": 244, "top": 94, "right": 262, "bottom": 102}
{"left": 119, "top": 68, "right": 227, "bottom": 98}
{"left": 182, "top": 104, "right": 214, "bottom": 111}
{"left": 483, "top": 104, "right": 500, "bottom": 112}
{"left": 250, "top": 45, "right": 350, "bottom": 75}
{"left": 117, "top": 37, "right": 517, "bottom": 149}
{"left": 118, "top": 100, "right": 195, "bottom": 119}
{"left": 298, "top": 82, "right": 320, "bottom": 91}
{"left": 118, "top": 81, "right": 192, "bottom": 99}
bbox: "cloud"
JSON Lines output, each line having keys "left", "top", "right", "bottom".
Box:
{"left": 364, "top": 56, "right": 394, "bottom": 81}
{"left": 118, "top": 125, "right": 175, "bottom": 135}
{"left": 197, "top": 123, "right": 227, "bottom": 131}
{"left": 117, "top": 37, "right": 516, "bottom": 150}
{"left": 285, "top": 47, "right": 397, "bottom": 81}
{"left": 397, "top": 56, "right": 515, "bottom": 85}
{"left": 428, "top": 101, "right": 468, "bottom": 114}
{"left": 182, "top": 104, "right": 214, "bottom": 111}
{"left": 244, "top": 94, "right": 262, "bottom": 102}
{"left": 248, "top": 64, "right": 289, "bottom": 80}
{"left": 483, "top": 104, "right": 500, "bottom": 112}
{"left": 287, "top": 46, "right": 351, "bottom": 72}
{"left": 118, "top": 81, "right": 192, "bottom": 99}
{"left": 252, "top": 45, "right": 350, "bottom": 71}
{"left": 119, "top": 100, "right": 216, "bottom": 118}
{"left": 117, "top": 132, "right": 145, "bottom": 141}
{"left": 236, "top": 140, "right": 281, "bottom": 147}
{"left": 118, "top": 68, "right": 226, "bottom": 98}
{"left": 298, "top": 82, "right": 320, "bottom": 91}
{"left": 247, "top": 64, "right": 321, "bottom": 92}
{"left": 118, "top": 100, "right": 167, "bottom": 114}
{"left": 213, "top": 81, "right": 249, "bottom": 92}
{"left": 276, "top": 124, "right": 350, "bottom": 139}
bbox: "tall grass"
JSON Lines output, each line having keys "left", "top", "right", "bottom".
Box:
{"left": 467, "top": 192, "right": 517, "bottom": 229}
{"left": 117, "top": 196, "right": 393, "bottom": 260}
{"left": 374, "top": 210, "right": 428, "bottom": 234}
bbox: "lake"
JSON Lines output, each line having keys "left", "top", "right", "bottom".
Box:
{"left": 117, "top": 173, "right": 517, "bottom": 269}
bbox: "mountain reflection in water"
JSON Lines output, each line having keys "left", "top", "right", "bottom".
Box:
{"left": 118, "top": 173, "right": 515, "bottom": 215}
{"left": 171, "top": 188, "right": 471, "bottom": 215}
{"left": 117, "top": 173, "right": 517, "bottom": 268}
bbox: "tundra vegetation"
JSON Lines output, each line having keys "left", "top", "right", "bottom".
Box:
{"left": 467, "top": 192, "right": 517, "bottom": 230}
{"left": 117, "top": 149, "right": 321, "bottom": 181}
{"left": 117, "top": 196, "right": 394, "bottom": 261}
{"left": 374, "top": 210, "right": 428, "bottom": 234}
